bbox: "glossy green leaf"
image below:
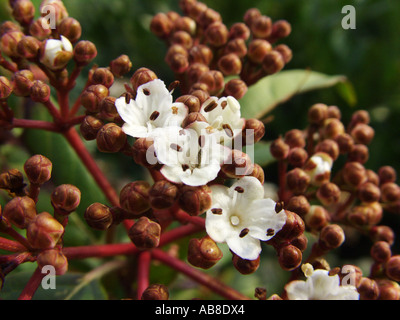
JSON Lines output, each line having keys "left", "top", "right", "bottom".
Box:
{"left": 240, "top": 69, "right": 347, "bottom": 119}
{"left": 244, "top": 141, "right": 275, "bottom": 168}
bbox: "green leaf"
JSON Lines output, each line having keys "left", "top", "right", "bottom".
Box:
{"left": 239, "top": 69, "right": 347, "bottom": 119}
{"left": 243, "top": 141, "right": 275, "bottom": 168}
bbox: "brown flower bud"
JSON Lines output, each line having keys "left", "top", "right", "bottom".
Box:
{"left": 128, "top": 217, "right": 161, "bottom": 250}
{"left": 229, "top": 22, "right": 250, "bottom": 40}
{"left": 308, "top": 103, "right": 328, "bottom": 125}
{"left": 12, "top": 69, "right": 34, "bottom": 97}
{"left": 176, "top": 95, "right": 200, "bottom": 113}
{"left": 342, "top": 162, "right": 367, "bottom": 188}
{"left": 369, "top": 225, "right": 395, "bottom": 245}
{"left": 0, "top": 169, "right": 25, "bottom": 193}
{"left": 366, "top": 169, "right": 380, "bottom": 186}
{"left": 30, "top": 80, "right": 51, "bottom": 103}
{"left": 337, "top": 265, "right": 363, "bottom": 287}
{"left": 357, "top": 277, "right": 379, "bottom": 300}
{"left": 0, "top": 21, "right": 20, "bottom": 36}
{"left": 286, "top": 195, "right": 310, "bottom": 217}
{"left": 247, "top": 39, "right": 272, "bottom": 64}
{"left": 315, "top": 139, "right": 339, "bottom": 161}
{"left": 91, "top": 68, "right": 114, "bottom": 88}
{"left": 232, "top": 253, "right": 260, "bottom": 275}
{"left": 0, "top": 30, "right": 24, "bottom": 58}
{"left": 218, "top": 53, "right": 242, "bottom": 76}
{"left": 316, "top": 182, "right": 341, "bottom": 206}
{"left": 149, "top": 180, "right": 179, "bottom": 210}
{"left": 27, "top": 212, "right": 64, "bottom": 249}
{"left": 16, "top": 35, "right": 40, "bottom": 59}
{"left": 254, "top": 287, "right": 267, "bottom": 300}
{"left": 358, "top": 182, "right": 381, "bottom": 203}
{"left": 188, "top": 235, "right": 223, "bottom": 269}
{"left": 150, "top": 13, "right": 173, "bottom": 39}
{"left": 170, "top": 30, "right": 193, "bottom": 49}
{"left": 262, "top": 50, "right": 285, "bottom": 75}
{"left": 349, "top": 110, "right": 370, "bottom": 129}
{"left": 197, "top": 70, "right": 224, "bottom": 95}
{"left": 284, "top": 129, "right": 306, "bottom": 149}
{"left": 270, "top": 137, "right": 290, "bottom": 160}
{"left": 351, "top": 123, "right": 375, "bottom": 145}
{"left": 251, "top": 15, "right": 272, "bottom": 38}
{"left": 376, "top": 279, "right": 400, "bottom": 300}
{"left": 24, "top": 154, "right": 52, "bottom": 186}
{"left": 241, "top": 119, "right": 265, "bottom": 145}
{"left": 305, "top": 205, "right": 330, "bottom": 231}
{"left": 221, "top": 149, "right": 253, "bottom": 178}
{"left": 73, "top": 40, "right": 97, "bottom": 65}
{"left": 189, "top": 89, "right": 210, "bottom": 105}
{"left": 288, "top": 147, "right": 308, "bottom": 168}
{"left": 381, "top": 182, "right": 400, "bottom": 203}
{"left": 166, "top": 53, "right": 189, "bottom": 74}
{"left": 244, "top": 8, "right": 262, "bottom": 27}
{"left": 141, "top": 284, "right": 169, "bottom": 300}
{"left": 318, "top": 224, "right": 345, "bottom": 251}
{"left": 291, "top": 234, "right": 308, "bottom": 252}
{"left": 274, "top": 44, "right": 292, "bottom": 64}
{"left": 84, "top": 202, "right": 113, "bottom": 230}
{"left": 119, "top": 181, "right": 150, "bottom": 217}
{"left": 0, "top": 76, "right": 13, "bottom": 99}
{"left": 370, "top": 241, "right": 391, "bottom": 263}
{"left": 51, "top": 184, "right": 81, "bottom": 215}
{"left": 96, "top": 123, "right": 127, "bottom": 153}
{"left": 278, "top": 244, "right": 302, "bottom": 271}
{"left": 274, "top": 210, "right": 305, "bottom": 242}
{"left": 132, "top": 137, "right": 156, "bottom": 168}
{"left": 81, "top": 84, "right": 109, "bottom": 113}
{"left": 181, "top": 112, "right": 207, "bottom": 128}
{"left": 57, "top": 17, "right": 82, "bottom": 43}
{"left": 378, "top": 166, "right": 397, "bottom": 185}
{"left": 3, "top": 196, "right": 36, "bottom": 229}
{"left": 322, "top": 118, "right": 345, "bottom": 140}
{"left": 178, "top": 185, "right": 211, "bottom": 216}
{"left": 270, "top": 20, "right": 292, "bottom": 40}
{"left": 108, "top": 54, "right": 132, "bottom": 77}
{"left": 174, "top": 16, "right": 196, "bottom": 35}
{"left": 39, "top": 0, "right": 68, "bottom": 25}
{"left": 28, "top": 17, "right": 51, "bottom": 40}
{"left": 80, "top": 115, "right": 104, "bottom": 141}
{"left": 130, "top": 67, "right": 158, "bottom": 92}
{"left": 224, "top": 38, "right": 247, "bottom": 58}
{"left": 286, "top": 168, "right": 310, "bottom": 194}
{"left": 223, "top": 79, "right": 248, "bottom": 100}
{"left": 186, "top": 63, "right": 209, "bottom": 86}
{"left": 36, "top": 249, "right": 68, "bottom": 275}
{"left": 189, "top": 45, "right": 213, "bottom": 65}
{"left": 248, "top": 163, "right": 265, "bottom": 184}
{"left": 335, "top": 133, "right": 354, "bottom": 155}
{"left": 198, "top": 8, "right": 221, "bottom": 29}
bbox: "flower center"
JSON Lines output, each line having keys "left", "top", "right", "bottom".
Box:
{"left": 230, "top": 215, "right": 240, "bottom": 226}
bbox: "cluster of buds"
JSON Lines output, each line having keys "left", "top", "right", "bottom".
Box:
{"left": 270, "top": 103, "right": 400, "bottom": 299}
{"left": 150, "top": 0, "right": 292, "bottom": 99}
{"left": 0, "top": 154, "right": 81, "bottom": 280}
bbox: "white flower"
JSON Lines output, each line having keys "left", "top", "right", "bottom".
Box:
{"left": 205, "top": 176, "right": 287, "bottom": 260}
{"left": 115, "top": 79, "right": 188, "bottom": 138}
{"left": 200, "top": 96, "right": 245, "bottom": 146}
{"left": 152, "top": 122, "right": 227, "bottom": 186}
{"left": 285, "top": 264, "right": 360, "bottom": 300}
{"left": 40, "top": 35, "right": 73, "bottom": 70}
{"left": 304, "top": 152, "right": 333, "bottom": 186}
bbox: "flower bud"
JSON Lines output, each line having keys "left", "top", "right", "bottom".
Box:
{"left": 51, "top": 184, "right": 81, "bottom": 215}
{"left": 28, "top": 17, "right": 51, "bottom": 40}
{"left": 91, "top": 68, "right": 114, "bottom": 88}
{"left": 3, "top": 196, "right": 36, "bottom": 229}
{"left": 286, "top": 195, "right": 310, "bottom": 217}
{"left": 229, "top": 22, "right": 250, "bottom": 40}
{"left": 141, "top": 284, "right": 169, "bottom": 300}
{"left": 351, "top": 123, "right": 375, "bottom": 145}
{"left": 224, "top": 38, "right": 247, "bottom": 58}
{"left": 288, "top": 147, "right": 308, "bottom": 168}
{"left": 0, "top": 21, "right": 20, "bottom": 36}
{"left": 315, "top": 139, "right": 340, "bottom": 161}
{"left": 149, "top": 180, "right": 179, "bottom": 210}
{"left": 178, "top": 185, "right": 212, "bottom": 216}
{"left": 305, "top": 205, "right": 330, "bottom": 231}
{"left": 129, "top": 68, "right": 157, "bottom": 93}
{"left": 0, "top": 169, "right": 25, "bottom": 193}
{"left": 244, "top": 8, "right": 262, "bottom": 27}
{"left": 30, "top": 80, "right": 51, "bottom": 103}
{"left": 96, "top": 123, "right": 127, "bottom": 153}
{"left": 278, "top": 244, "right": 302, "bottom": 271}
{"left": 284, "top": 129, "right": 305, "bottom": 149}
{"left": 251, "top": 15, "right": 272, "bottom": 38}
{"left": 73, "top": 40, "right": 97, "bottom": 66}
{"left": 24, "top": 154, "right": 52, "bottom": 185}
{"left": 322, "top": 118, "right": 345, "bottom": 140}
{"left": 128, "top": 217, "right": 161, "bottom": 250}
{"left": 262, "top": 50, "right": 285, "bottom": 75}
{"left": 189, "top": 89, "right": 210, "bottom": 105}
{"left": 349, "top": 110, "right": 370, "bottom": 129}
{"left": 308, "top": 103, "right": 328, "bottom": 125}
{"left": 40, "top": 0, "right": 68, "bottom": 25}
{"left": 348, "top": 143, "right": 369, "bottom": 164}
{"left": 232, "top": 253, "right": 260, "bottom": 275}
{"left": 80, "top": 115, "right": 104, "bottom": 141}
{"left": 366, "top": 169, "right": 380, "bottom": 186}
{"left": 198, "top": 8, "right": 221, "bottom": 29}
{"left": 342, "top": 162, "right": 367, "bottom": 188}
{"left": 223, "top": 79, "right": 247, "bottom": 100}
{"left": 270, "top": 20, "right": 292, "bottom": 40}
{"left": 189, "top": 45, "right": 213, "bottom": 65}
{"left": 248, "top": 163, "right": 265, "bottom": 184}
{"left": 369, "top": 225, "right": 395, "bottom": 245}
{"left": 386, "top": 255, "right": 400, "bottom": 281}
{"left": 358, "top": 182, "right": 381, "bottom": 203}
{"left": 357, "top": 277, "right": 379, "bottom": 300}
{"left": 0, "top": 30, "right": 24, "bottom": 58}
{"left": 99, "top": 96, "right": 119, "bottom": 121}
{"left": 174, "top": 16, "right": 197, "bottom": 35}
{"left": 318, "top": 224, "right": 345, "bottom": 251}
{"left": 16, "top": 35, "right": 40, "bottom": 59}
{"left": 270, "top": 137, "right": 290, "bottom": 160}
{"left": 316, "top": 182, "right": 341, "bottom": 206}
{"left": 36, "top": 249, "right": 68, "bottom": 275}
{"left": 186, "top": 63, "right": 209, "bottom": 85}
{"left": 170, "top": 30, "right": 193, "bottom": 49}
{"left": 12, "top": 69, "right": 34, "bottom": 97}
{"left": 254, "top": 287, "right": 267, "bottom": 300}
{"left": 291, "top": 234, "right": 308, "bottom": 252}
{"left": 132, "top": 137, "right": 156, "bottom": 168}
{"left": 274, "top": 44, "right": 293, "bottom": 64}
{"left": 221, "top": 149, "right": 253, "bottom": 178}
{"left": 335, "top": 133, "right": 354, "bottom": 154}
{"left": 119, "top": 181, "right": 150, "bottom": 217}
{"left": 58, "top": 17, "right": 82, "bottom": 43}
{"left": 0, "top": 76, "right": 13, "bottom": 100}
{"left": 81, "top": 84, "right": 109, "bottom": 113}
{"left": 176, "top": 95, "right": 200, "bottom": 113}
{"left": 188, "top": 235, "right": 223, "bottom": 269}
{"left": 166, "top": 53, "right": 189, "bottom": 74}
{"left": 198, "top": 70, "right": 224, "bottom": 95}
{"left": 378, "top": 166, "right": 396, "bottom": 185}
{"left": 181, "top": 112, "right": 207, "bottom": 128}
{"left": 27, "top": 212, "right": 64, "bottom": 249}
{"left": 274, "top": 210, "right": 305, "bottom": 242}
{"left": 150, "top": 13, "right": 173, "bottom": 39}
{"left": 370, "top": 241, "right": 391, "bottom": 263}
{"left": 247, "top": 39, "right": 271, "bottom": 64}
{"left": 381, "top": 182, "right": 400, "bottom": 203}
{"left": 40, "top": 36, "right": 73, "bottom": 70}
{"left": 286, "top": 168, "right": 310, "bottom": 194}
{"left": 84, "top": 202, "right": 113, "bottom": 230}
{"left": 376, "top": 279, "right": 400, "bottom": 300}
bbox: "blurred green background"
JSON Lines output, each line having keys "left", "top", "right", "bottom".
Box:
{"left": 1, "top": 0, "right": 400, "bottom": 299}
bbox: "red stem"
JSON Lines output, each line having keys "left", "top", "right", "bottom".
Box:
{"left": 152, "top": 249, "right": 251, "bottom": 300}
{"left": 63, "top": 243, "right": 138, "bottom": 260}
{"left": 11, "top": 118, "right": 60, "bottom": 132}
{"left": 57, "top": 90, "right": 70, "bottom": 119}
{"left": 159, "top": 223, "right": 204, "bottom": 246}
{"left": 136, "top": 250, "right": 151, "bottom": 299}
{"left": 18, "top": 267, "right": 44, "bottom": 300}
{"left": 0, "top": 236, "right": 26, "bottom": 252}
{"left": 2, "top": 228, "right": 31, "bottom": 250}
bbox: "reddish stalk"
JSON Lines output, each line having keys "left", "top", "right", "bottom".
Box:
{"left": 42, "top": 99, "right": 62, "bottom": 123}
{"left": 152, "top": 249, "right": 251, "bottom": 300}
{"left": 172, "top": 209, "right": 206, "bottom": 228}
{"left": 57, "top": 90, "right": 70, "bottom": 119}
{"left": 63, "top": 242, "right": 138, "bottom": 260}
{"left": 159, "top": 223, "right": 204, "bottom": 246}
{"left": 18, "top": 267, "right": 44, "bottom": 300}
{"left": 136, "top": 250, "right": 151, "bottom": 299}
{"left": 2, "top": 228, "right": 31, "bottom": 250}
{"left": 11, "top": 118, "right": 60, "bottom": 132}
{"left": 0, "top": 236, "right": 26, "bottom": 252}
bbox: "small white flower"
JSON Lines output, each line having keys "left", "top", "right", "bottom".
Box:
{"left": 200, "top": 96, "right": 245, "bottom": 146}
{"left": 205, "top": 176, "right": 287, "bottom": 260}
{"left": 304, "top": 152, "right": 333, "bottom": 186}
{"left": 285, "top": 264, "right": 360, "bottom": 300}
{"left": 40, "top": 35, "right": 73, "bottom": 70}
{"left": 152, "top": 122, "right": 227, "bottom": 186}
{"left": 115, "top": 79, "right": 188, "bottom": 138}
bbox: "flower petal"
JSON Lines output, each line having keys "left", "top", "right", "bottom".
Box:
{"left": 226, "top": 233, "right": 261, "bottom": 260}
{"left": 205, "top": 204, "right": 232, "bottom": 243}
{"left": 285, "top": 280, "right": 312, "bottom": 300}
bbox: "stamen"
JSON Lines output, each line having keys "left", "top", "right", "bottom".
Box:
{"left": 234, "top": 186, "right": 244, "bottom": 193}
{"left": 170, "top": 143, "right": 182, "bottom": 152}
{"left": 198, "top": 135, "right": 205, "bottom": 148}
{"left": 143, "top": 88, "right": 150, "bottom": 96}
{"left": 266, "top": 228, "right": 275, "bottom": 236}
{"left": 171, "top": 106, "right": 178, "bottom": 115}
{"left": 169, "top": 80, "right": 180, "bottom": 92}
{"left": 204, "top": 100, "right": 218, "bottom": 112}
{"left": 211, "top": 208, "right": 223, "bottom": 215}
{"left": 150, "top": 111, "right": 160, "bottom": 121}
{"left": 221, "top": 100, "right": 228, "bottom": 109}
{"left": 222, "top": 124, "right": 233, "bottom": 138}
{"left": 182, "top": 164, "right": 190, "bottom": 171}
{"left": 275, "top": 201, "right": 284, "bottom": 213}
{"left": 239, "top": 228, "right": 249, "bottom": 238}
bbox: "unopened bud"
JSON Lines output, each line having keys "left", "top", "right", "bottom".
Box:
{"left": 366, "top": 169, "right": 380, "bottom": 186}
{"left": 315, "top": 139, "right": 339, "bottom": 161}
{"left": 188, "top": 235, "right": 223, "bottom": 269}
{"left": 170, "top": 30, "right": 193, "bottom": 49}
{"left": 99, "top": 96, "right": 119, "bottom": 121}
{"left": 84, "top": 202, "right": 113, "bottom": 230}
{"left": 274, "top": 210, "right": 305, "bottom": 242}
{"left": 241, "top": 119, "right": 265, "bottom": 145}
{"left": 221, "top": 149, "right": 253, "bottom": 178}
{"left": 369, "top": 225, "right": 395, "bottom": 245}
{"left": 141, "top": 284, "right": 169, "bottom": 300}
{"left": 40, "top": 0, "right": 68, "bottom": 25}
{"left": 223, "top": 79, "right": 247, "bottom": 100}
{"left": 229, "top": 22, "right": 250, "bottom": 40}
{"left": 286, "top": 168, "right": 310, "bottom": 194}
{"left": 72, "top": 40, "right": 97, "bottom": 66}
{"left": 130, "top": 68, "right": 158, "bottom": 92}
{"left": 0, "top": 30, "right": 24, "bottom": 58}
{"left": 254, "top": 287, "right": 267, "bottom": 300}
{"left": 91, "top": 68, "right": 114, "bottom": 88}
{"left": 40, "top": 36, "right": 73, "bottom": 70}
{"left": 316, "top": 182, "right": 341, "bottom": 206}
{"left": 224, "top": 38, "right": 247, "bottom": 58}
{"left": 284, "top": 129, "right": 305, "bottom": 149}
{"left": 51, "top": 184, "right": 81, "bottom": 215}
{"left": 378, "top": 166, "right": 397, "bottom": 185}
{"left": 0, "top": 169, "right": 25, "bottom": 193}
{"left": 24, "top": 154, "right": 52, "bottom": 185}
{"left": 178, "top": 185, "right": 212, "bottom": 216}
{"left": 189, "top": 89, "right": 210, "bottom": 105}
{"left": 318, "top": 224, "right": 345, "bottom": 251}
{"left": 198, "top": 70, "right": 224, "bottom": 95}
{"left": 322, "top": 118, "right": 345, "bottom": 140}
{"left": 370, "top": 241, "right": 391, "bottom": 263}
{"left": 278, "top": 244, "right": 302, "bottom": 271}
{"left": 273, "top": 44, "right": 292, "bottom": 64}
{"left": 176, "top": 95, "right": 200, "bottom": 113}
{"left": 174, "top": 16, "right": 197, "bottom": 35}
{"left": 358, "top": 182, "right": 381, "bottom": 203}
{"left": 3, "top": 196, "right": 36, "bottom": 229}
{"left": 149, "top": 180, "right": 179, "bottom": 210}
{"left": 128, "top": 217, "right": 161, "bottom": 250}
{"left": 80, "top": 115, "right": 104, "bottom": 140}
{"left": 36, "top": 249, "right": 68, "bottom": 275}
{"left": 81, "top": 84, "right": 109, "bottom": 113}
{"left": 132, "top": 137, "right": 156, "bottom": 168}
{"left": 244, "top": 8, "right": 262, "bottom": 28}
{"left": 251, "top": 15, "right": 272, "bottom": 38}
{"left": 305, "top": 205, "right": 330, "bottom": 231}
{"left": 27, "top": 212, "right": 64, "bottom": 249}
{"left": 181, "top": 112, "right": 207, "bottom": 128}
{"left": 119, "top": 181, "right": 150, "bottom": 217}
{"left": 198, "top": 8, "right": 221, "bottom": 29}
{"left": 247, "top": 39, "right": 271, "bottom": 64}
{"left": 30, "top": 80, "right": 51, "bottom": 103}
{"left": 304, "top": 152, "right": 333, "bottom": 186}
{"left": 376, "top": 279, "right": 400, "bottom": 300}
{"left": 286, "top": 195, "right": 310, "bottom": 217}
{"left": 288, "top": 147, "right": 308, "bottom": 168}
{"left": 0, "top": 76, "right": 13, "bottom": 99}
{"left": 166, "top": 53, "right": 189, "bottom": 74}
{"left": 58, "top": 17, "right": 82, "bottom": 43}
{"left": 16, "top": 35, "right": 40, "bottom": 59}
{"left": 12, "top": 69, "right": 34, "bottom": 97}
{"left": 150, "top": 13, "right": 173, "bottom": 39}
{"left": 342, "top": 162, "right": 367, "bottom": 188}
{"left": 262, "top": 50, "right": 285, "bottom": 75}
{"left": 0, "top": 21, "right": 20, "bottom": 36}
{"left": 232, "top": 253, "right": 260, "bottom": 275}
{"left": 248, "top": 163, "right": 265, "bottom": 184}
{"left": 96, "top": 123, "right": 127, "bottom": 153}
{"left": 308, "top": 103, "right": 328, "bottom": 125}
{"left": 351, "top": 123, "right": 375, "bottom": 145}
{"left": 357, "top": 277, "right": 379, "bottom": 300}
{"left": 291, "top": 234, "right": 308, "bottom": 252}
{"left": 28, "top": 17, "right": 51, "bottom": 40}
{"left": 270, "top": 137, "right": 290, "bottom": 160}
{"left": 349, "top": 110, "right": 370, "bottom": 129}
{"left": 270, "top": 20, "right": 292, "bottom": 40}
{"left": 381, "top": 183, "right": 400, "bottom": 203}
{"left": 189, "top": 45, "right": 213, "bottom": 65}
